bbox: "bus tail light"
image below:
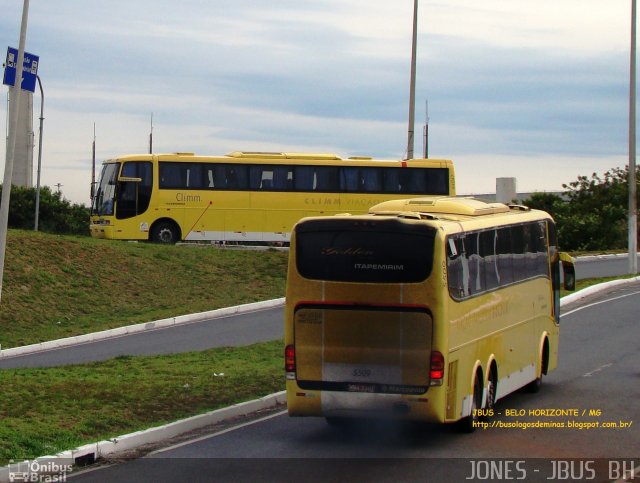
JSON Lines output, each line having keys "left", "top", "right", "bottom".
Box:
{"left": 430, "top": 351, "right": 444, "bottom": 386}
{"left": 285, "top": 345, "right": 296, "bottom": 380}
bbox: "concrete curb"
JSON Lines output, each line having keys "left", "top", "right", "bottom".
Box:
{"left": 575, "top": 252, "right": 639, "bottom": 261}
{"left": 0, "top": 298, "right": 285, "bottom": 359}
{"left": 559, "top": 276, "right": 640, "bottom": 306}
{"left": 0, "top": 391, "right": 287, "bottom": 483}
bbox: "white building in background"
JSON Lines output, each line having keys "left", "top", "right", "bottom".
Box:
{"left": 496, "top": 177, "right": 517, "bottom": 204}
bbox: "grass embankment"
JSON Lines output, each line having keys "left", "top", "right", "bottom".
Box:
{"left": 0, "top": 340, "right": 283, "bottom": 464}
{"left": 0, "top": 230, "right": 288, "bottom": 349}
{"left": 0, "top": 229, "right": 288, "bottom": 464}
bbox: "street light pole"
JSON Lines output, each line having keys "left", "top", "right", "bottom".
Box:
{"left": 406, "top": 0, "right": 418, "bottom": 160}
{"left": 630, "top": 0, "right": 638, "bottom": 274}
{"left": 34, "top": 74, "right": 44, "bottom": 231}
{"left": 0, "top": 0, "right": 30, "bottom": 304}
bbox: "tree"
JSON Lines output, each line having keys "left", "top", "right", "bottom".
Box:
{"left": 523, "top": 166, "right": 639, "bottom": 251}
{"left": 0, "top": 184, "right": 90, "bottom": 236}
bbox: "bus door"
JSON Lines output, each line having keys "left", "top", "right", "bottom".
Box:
{"left": 116, "top": 161, "right": 153, "bottom": 221}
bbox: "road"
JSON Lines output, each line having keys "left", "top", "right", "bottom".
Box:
{"left": 1, "top": 255, "right": 637, "bottom": 369}
{"left": 69, "top": 283, "right": 640, "bottom": 482}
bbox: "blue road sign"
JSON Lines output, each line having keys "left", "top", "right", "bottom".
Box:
{"left": 3, "top": 46, "right": 39, "bottom": 93}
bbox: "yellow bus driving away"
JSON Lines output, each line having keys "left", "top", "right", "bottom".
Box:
{"left": 90, "top": 151, "right": 455, "bottom": 243}
{"left": 284, "top": 196, "right": 575, "bottom": 431}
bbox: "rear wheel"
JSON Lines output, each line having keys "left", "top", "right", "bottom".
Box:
{"left": 485, "top": 368, "right": 497, "bottom": 411}
{"left": 150, "top": 220, "right": 180, "bottom": 244}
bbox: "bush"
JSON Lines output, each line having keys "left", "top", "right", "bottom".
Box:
{"left": 0, "top": 184, "right": 90, "bottom": 236}
{"left": 523, "top": 166, "right": 639, "bottom": 251}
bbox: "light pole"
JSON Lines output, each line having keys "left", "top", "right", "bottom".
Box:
{"left": 630, "top": 0, "right": 638, "bottom": 274}
{"left": 406, "top": 0, "right": 418, "bottom": 160}
{"left": 0, "top": 0, "right": 30, "bottom": 304}
{"left": 34, "top": 74, "right": 44, "bottom": 231}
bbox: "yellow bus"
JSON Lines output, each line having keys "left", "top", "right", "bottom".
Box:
{"left": 284, "top": 196, "right": 575, "bottom": 430}
{"left": 89, "top": 151, "right": 455, "bottom": 243}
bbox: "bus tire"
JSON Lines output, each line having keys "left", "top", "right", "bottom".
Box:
{"left": 458, "top": 372, "right": 482, "bottom": 433}
{"left": 150, "top": 220, "right": 180, "bottom": 244}
{"left": 485, "top": 366, "right": 497, "bottom": 411}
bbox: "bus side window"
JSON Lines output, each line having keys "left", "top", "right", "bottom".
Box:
{"left": 480, "top": 230, "right": 499, "bottom": 290}
{"left": 186, "top": 164, "right": 203, "bottom": 189}
{"left": 447, "top": 236, "right": 469, "bottom": 299}
{"left": 511, "top": 225, "right": 526, "bottom": 282}
{"left": 340, "top": 167, "right": 359, "bottom": 192}
{"left": 294, "top": 166, "right": 314, "bottom": 190}
{"left": 361, "top": 168, "right": 382, "bottom": 192}
{"left": 383, "top": 169, "right": 401, "bottom": 193}
{"left": 273, "top": 166, "right": 290, "bottom": 190}
{"left": 496, "top": 227, "right": 514, "bottom": 285}
{"left": 316, "top": 167, "right": 339, "bottom": 191}
{"left": 464, "top": 233, "right": 484, "bottom": 295}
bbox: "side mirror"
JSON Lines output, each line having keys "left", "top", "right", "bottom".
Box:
{"left": 560, "top": 252, "right": 576, "bottom": 291}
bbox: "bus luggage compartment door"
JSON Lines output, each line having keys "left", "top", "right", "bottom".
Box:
{"left": 294, "top": 304, "right": 433, "bottom": 399}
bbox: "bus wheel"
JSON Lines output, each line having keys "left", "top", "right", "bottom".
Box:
{"left": 485, "top": 368, "right": 497, "bottom": 411}
{"left": 150, "top": 221, "right": 180, "bottom": 244}
{"left": 458, "top": 373, "right": 482, "bottom": 433}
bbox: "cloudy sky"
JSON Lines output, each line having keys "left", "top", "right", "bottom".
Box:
{"left": 0, "top": 0, "right": 634, "bottom": 205}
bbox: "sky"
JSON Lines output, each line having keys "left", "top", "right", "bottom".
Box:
{"left": 0, "top": 0, "right": 634, "bottom": 205}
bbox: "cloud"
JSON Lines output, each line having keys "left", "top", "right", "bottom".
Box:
{"left": 0, "top": 0, "right": 635, "bottom": 205}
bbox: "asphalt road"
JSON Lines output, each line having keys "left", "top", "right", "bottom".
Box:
{"left": 0, "top": 255, "right": 637, "bottom": 369}
{"left": 70, "top": 282, "right": 640, "bottom": 483}
{"left": 0, "top": 306, "right": 283, "bottom": 369}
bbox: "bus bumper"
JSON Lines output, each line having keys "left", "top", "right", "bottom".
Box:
{"left": 286, "top": 381, "right": 443, "bottom": 422}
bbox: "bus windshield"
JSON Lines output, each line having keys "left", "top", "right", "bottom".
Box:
{"left": 295, "top": 218, "right": 436, "bottom": 283}
{"left": 92, "top": 163, "right": 119, "bottom": 216}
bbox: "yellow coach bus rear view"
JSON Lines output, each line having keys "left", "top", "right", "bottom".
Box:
{"left": 284, "top": 196, "right": 575, "bottom": 431}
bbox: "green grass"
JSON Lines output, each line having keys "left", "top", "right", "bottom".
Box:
{"left": 560, "top": 273, "right": 639, "bottom": 298}
{"left": 0, "top": 340, "right": 284, "bottom": 465}
{"left": 0, "top": 230, "right": 288, "bottom": 348}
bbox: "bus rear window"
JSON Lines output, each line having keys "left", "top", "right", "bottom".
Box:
{"left": 295, "top": 219, "right": 435, "bottom": 283}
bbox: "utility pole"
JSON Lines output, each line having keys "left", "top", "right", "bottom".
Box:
{"left": 423, "top": 100, "right": 429, "bottom": 159}
{"left": 55, "top": 183, "right": 63, "bottom": 193}
{"left": 34, "top": 74, "right": 44, "bottom": 231}
{"left": 0, "top": 0, "right": 30, "bottom": 304}
{"left": 630, "top": 0, "right": 638, "bottom": 274}
{"left": 406, "top": 0, "right": 418, "bottom": 160}
{"left": 91, "top": 123, "right": 96, "bottom": 201}
{"left": 149, "top": 112, "right": 153, "bottom": 154}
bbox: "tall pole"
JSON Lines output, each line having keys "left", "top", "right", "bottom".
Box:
{"left": 406, "top": 0, "right": 418, "bottom": 160}
{"left": 149, "top": 112, "right": 153, "bottom": 154}
{"left": 91, "top": 123, "right": 96, "bottom": 201}
{"left": 34, "top": 74, "right": 44, "bottom": 231}
{"left": 630, "top": 0, "right": 638, "bottom": 274}
{"left": 0, "top": 0, "right": 30, "bottom": 303}
{"left": 423, "top": 100, "right": 429, "bottom": 158}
